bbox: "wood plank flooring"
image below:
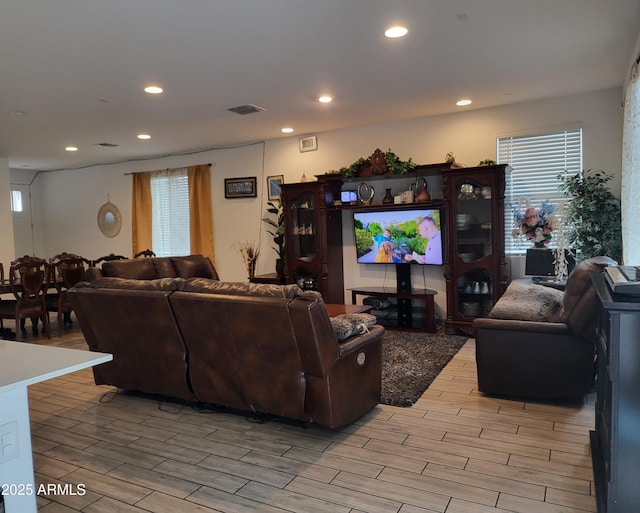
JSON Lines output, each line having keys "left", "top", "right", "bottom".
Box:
{"left": 18, "top": 319, "right": 596, "bottom": 512}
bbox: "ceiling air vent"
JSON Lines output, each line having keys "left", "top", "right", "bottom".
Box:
{"left": 95, "top": 142, "right": 119, "bottom": 147}
{"left": 227, "top": 104, "right": 266, "bottom": 115}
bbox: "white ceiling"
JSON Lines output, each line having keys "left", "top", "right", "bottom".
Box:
{"left": 2, "top": 0, "right": 640, "bottom": 172}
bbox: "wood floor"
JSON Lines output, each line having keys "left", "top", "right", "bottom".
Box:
{"left": 20, "top": 319, "right": 596, "bottom": 513}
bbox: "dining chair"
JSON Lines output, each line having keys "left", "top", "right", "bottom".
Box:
{"left": 134, "top": 248, "right": 156, "bottom": 258}
{"left": 0, "top": 256, "right": 51, "bottom": 340}
{"left": 46, "top": 254, "right": 91, "bottom": 335}
{"left": 92, "top": 253, "right": 128, "bottom": 267}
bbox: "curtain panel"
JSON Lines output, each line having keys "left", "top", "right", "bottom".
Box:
{"left": 622, "top": 56, "right": 640, "bottom": 265}
{"left": 188, "top": 164, "right": 215, "bottom": 263}
{"left": 131, "top": 171, "right": 153, "bottom": 255}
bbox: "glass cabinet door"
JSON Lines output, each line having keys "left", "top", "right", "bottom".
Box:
{"left": 290, "top": 191, "right": 317, "bottom": 261}
{"left": 455, "top": 179, "right": 494, "bottom": 319}
{"left": 455, "top": 180, "right": 492, "bottom": 262}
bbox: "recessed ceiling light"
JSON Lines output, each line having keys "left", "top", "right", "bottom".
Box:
{"left": 65, "top": 146, "right": 78, "bottom": 152}
{"left": 281, "top": 127, "right": 294, "bottom": 134}
{"left": 144, "top": 86, "right": 163, "bottom": 94}
{"left": 318, "top": 95, "right": 333, "bottom": 103}
{"left": 456, "top": 99, "right": 472, "bottom": 106}
{"left": 385, "top": 26, "right": 408, "bottom": 38}
{"left": 137, "top": 134, "right": 151, "bottom": 140}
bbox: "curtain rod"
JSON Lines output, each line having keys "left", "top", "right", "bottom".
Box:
{"left": 124, "top": 163, "right": 212, "bottom": 175}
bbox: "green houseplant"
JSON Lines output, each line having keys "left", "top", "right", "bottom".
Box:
{"left": 262, "top": 199, "right": 286, "bottom": 277}
{"left": 558, "top": 169, "right": 622, "bottom": 263}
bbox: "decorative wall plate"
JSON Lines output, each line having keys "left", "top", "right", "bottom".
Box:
{"left": 97, "top": 201, "right": 122, "bottom": 238}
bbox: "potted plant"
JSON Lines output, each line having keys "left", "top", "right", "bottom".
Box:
{"left": 558, "top": 169, "right": 622, "bottom": 262}
{"left": 262, "top": 199, "right": 286, "bottom": 277}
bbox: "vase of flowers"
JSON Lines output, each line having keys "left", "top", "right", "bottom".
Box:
{"left": 233, "top": 240, "right": 260, "bottom": 279}
{"left": 510, "top": 200, "right": 557, "bottom": 247}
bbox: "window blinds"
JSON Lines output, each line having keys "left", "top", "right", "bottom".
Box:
{"left": 498, "top": 129, "right": 582, "bottom": 254}
{"left": 150, "top": 168, "right": 190, "bottom": 257}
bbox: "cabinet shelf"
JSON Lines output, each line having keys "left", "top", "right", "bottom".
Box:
{"left": 341, "top": 199, "right": 446, "bottom": 211}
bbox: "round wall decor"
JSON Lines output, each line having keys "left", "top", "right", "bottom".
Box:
{"left": 97, "top": 201, "right": 122, "bottom": 238}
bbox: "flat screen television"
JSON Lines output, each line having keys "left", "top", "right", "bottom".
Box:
{"left": 353, "top": 207, "right": 444, "bottom": 266}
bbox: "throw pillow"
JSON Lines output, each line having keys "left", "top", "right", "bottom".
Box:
{"left": 489, "top": 280, "right": 564, "bottom": 322}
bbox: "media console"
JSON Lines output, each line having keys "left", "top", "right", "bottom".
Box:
{"left": 348, "top": 286, "right": 437, "bottom": 333}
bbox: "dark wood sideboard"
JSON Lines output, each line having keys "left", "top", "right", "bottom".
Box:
{"left": 591, "top": 273, "right": 640, "bottom": 512}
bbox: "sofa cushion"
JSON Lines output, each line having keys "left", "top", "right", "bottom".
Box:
{"left": 153, "top": 257, "right": 178, "bottom": 278}
{"left": 489, "top": 280, "right": 564, "bottom": 322}
{"left": 83, "top": 277, "right": 186, "bottom": 291}
{"left": 330, "top": 313, "right": 377, "bottom": 342}
{"left": 102, "top": 258, "right": 157, "bottom": 280}
{"left": 171, "top": 255, "right": 219, "bottom": 280}
{"left": 183, "top": 278, "right": 300, "bottom": 298}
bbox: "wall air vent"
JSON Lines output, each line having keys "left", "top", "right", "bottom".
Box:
{"left": 227, "top": 104, "right": 266, "bottom": 115}
{"left": 95, "top": 142, "right": 119, "bottom": 147}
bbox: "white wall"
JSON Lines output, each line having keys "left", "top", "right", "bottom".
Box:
{"left": 9, "top": 87, "right": 624, "bottom": 314}
{"left": 0, "top": 157, "right": 16, "bottom": 265}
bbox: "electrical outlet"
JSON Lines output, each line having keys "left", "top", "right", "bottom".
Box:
{"left": 0, "top": 420, "right": 19, "bottom": 463}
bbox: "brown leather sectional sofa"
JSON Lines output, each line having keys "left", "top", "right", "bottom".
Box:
{"left": 69, "top": 255, "right": 384, "bottom": 428}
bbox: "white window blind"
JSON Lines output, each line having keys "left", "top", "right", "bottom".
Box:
{"left": 150, "top": 168, "right": 190, "bottom": 257}
{"left": 498, "top": 129, "right": 582, "bottom": 254}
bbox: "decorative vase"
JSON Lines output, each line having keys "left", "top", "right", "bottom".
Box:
{"left": 414, "top": 177, "right": 430, "bottom": 202}
{"left": 382, "top": 188, "right": 394, "bottom": 204}
{"left": 533, "top": 241, "right": 547, "bottom": 249}
{"left": 247, "top": 259, "right": 256, "bottom": 279}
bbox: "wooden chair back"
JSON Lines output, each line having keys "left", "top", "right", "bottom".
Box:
{"left": 1, "top": 256, "right": 51, "bottom": 339}
{"left": 92, "top": 253, "right": 128, "bottom": 267}
{"left": 134, "top": 248, "right": 156, "bottom": 258}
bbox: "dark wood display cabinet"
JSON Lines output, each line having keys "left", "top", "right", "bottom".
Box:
{"left": 281, "top": 177, "right": 345, "bottom": 304}
{"left": 591, "top": 273, "right": 640, "bottom": 513}
{"left": 442, "top": 164, "right": 508, "bottom": 334}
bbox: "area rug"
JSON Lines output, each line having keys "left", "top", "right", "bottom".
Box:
{"left": 381, "top": 330, "right": 468, "bottom": 407}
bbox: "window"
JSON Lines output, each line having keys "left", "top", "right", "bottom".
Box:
{"left": 10, "top": 190, "right": 23, "bottom": 213}
{"left": 498, "top": 128, "right": 582, "bottom": 254}
{"left": 150, "top": 168, "right": 190, "bottom": 257}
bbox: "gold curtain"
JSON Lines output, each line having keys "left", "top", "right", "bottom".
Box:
{"left": 131, "top": 171, "right": 153, "bottom": 255}
{"left": 187, "top": 164, "right": 215, "bottom": 263}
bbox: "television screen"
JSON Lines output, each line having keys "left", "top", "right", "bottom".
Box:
{"left": 353, "top": 207, "right": 443, "bottom": 265}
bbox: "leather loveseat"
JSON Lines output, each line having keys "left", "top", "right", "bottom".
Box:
{"left": 69, "top": 255, "right": 384, "bottom": 428}
{"left": 473, "top": 256, "right": 615, "bottom": 399}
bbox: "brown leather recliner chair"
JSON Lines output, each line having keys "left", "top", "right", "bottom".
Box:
{"left": 473, "top": 256, "right": 616, "bottom": 399}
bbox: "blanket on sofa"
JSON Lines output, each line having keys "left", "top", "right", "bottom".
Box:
{"left": 489, "top": 280, "right": 564, "bottom": 322}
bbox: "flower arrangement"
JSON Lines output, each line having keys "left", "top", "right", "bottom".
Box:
{"left": 511, "top": 200, "right": 557, "bottom": 247}
{"left": 233, "top": 240, "right": 260, "bottom": 278}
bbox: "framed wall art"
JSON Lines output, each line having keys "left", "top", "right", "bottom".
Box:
{"left": 225, "top": 177, "right": 257, "bottom": 199}
{"left": 299, "top": 135, "right": 318, "bottom": 153}
{"left": 267, "top": 175, "right": 284, "bottom": 200}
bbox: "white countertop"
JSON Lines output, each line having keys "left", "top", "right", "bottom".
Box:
{"left": 0, "top": 341, "right": 112, "bottom": 392}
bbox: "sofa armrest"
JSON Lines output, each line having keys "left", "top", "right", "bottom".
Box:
{"left": 473, "top": 317, "right": 571, "bottom": 336}
{"left": 337, "top": 325, "right": 385, "bottom": 357}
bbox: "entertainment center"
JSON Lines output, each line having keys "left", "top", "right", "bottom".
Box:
{"left": 281, "top": 156, "right": 508, "bottom": 334}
